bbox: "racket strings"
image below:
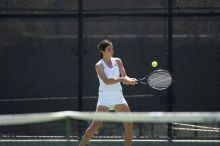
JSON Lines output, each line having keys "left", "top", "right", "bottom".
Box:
{"left": 147, "top": 72, "right": 172, "bottom": 89}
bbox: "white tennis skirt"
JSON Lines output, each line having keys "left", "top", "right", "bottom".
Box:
{"left": 97, "top": 91, "right": 127, "bottom": 110}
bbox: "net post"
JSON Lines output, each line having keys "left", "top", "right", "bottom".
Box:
{"left": 167, "top": 0, "right": 173, "bottom": 142}
{"left": 65, "top": 117, "right": 72, "bottom": 146}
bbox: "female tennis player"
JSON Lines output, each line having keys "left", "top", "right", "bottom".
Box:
{"left": 79, "top": 39, "right": 137, "bottom": 146}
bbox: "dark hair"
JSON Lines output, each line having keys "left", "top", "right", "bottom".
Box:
{"left": 97, "top": 39, "right": 112, "bottom": 58}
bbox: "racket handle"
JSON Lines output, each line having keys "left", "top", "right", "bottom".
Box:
{"left": 138, "top": 81, "right": 147, "bottom": 85}
{"left": 138, "top": 77, "right": 146, "bottom": 81}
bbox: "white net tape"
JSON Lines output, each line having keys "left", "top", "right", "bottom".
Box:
{"left": 0, "top": 111, "right": 220, "bottom": 126}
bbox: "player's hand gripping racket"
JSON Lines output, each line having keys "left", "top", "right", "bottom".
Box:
{"left": 138, "top": 69, "right": 172, "bottom": 90}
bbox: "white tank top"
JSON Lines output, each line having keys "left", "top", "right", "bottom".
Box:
{"left": 98, "top": 57, "right": 122, "bottom": 93}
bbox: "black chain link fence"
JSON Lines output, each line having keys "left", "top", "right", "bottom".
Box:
{"left": 0, "top": 0, "right": 219, "bottom": 140}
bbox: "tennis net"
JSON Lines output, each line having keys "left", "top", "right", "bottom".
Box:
{"left": 0, "top": 111, "right": 219, "bottom": 146}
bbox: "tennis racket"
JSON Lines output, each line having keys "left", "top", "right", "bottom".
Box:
{"left": 138, "top": 69, "right": 172, "bottom": 90}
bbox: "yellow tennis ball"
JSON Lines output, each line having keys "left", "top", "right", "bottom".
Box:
{"left": 151, "top": 61, "right": 158, "bottom": 68}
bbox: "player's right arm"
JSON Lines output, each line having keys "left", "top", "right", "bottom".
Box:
{"left": 95, "top": 62, "right": 126, "bottom": 85}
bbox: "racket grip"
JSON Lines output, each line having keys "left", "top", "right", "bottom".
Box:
{"left": 138, "top": 81, "right": 147, "bottom": 85}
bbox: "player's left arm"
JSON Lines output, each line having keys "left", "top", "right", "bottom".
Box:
{"left": 115, "top": 58, "right": 137, "bottom": 85}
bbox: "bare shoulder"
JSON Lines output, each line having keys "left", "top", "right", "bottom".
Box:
{"left": 95, "top": 61, "right": 103, "bottom": 70}
{"left": 95, "top": 61, "right": 101, "bottom": 66}
{"left": 114, "top": 57, "right": 121, "bottom": 61}
{"left": 114, "top": 57, "right": 123, "bottom": 65}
